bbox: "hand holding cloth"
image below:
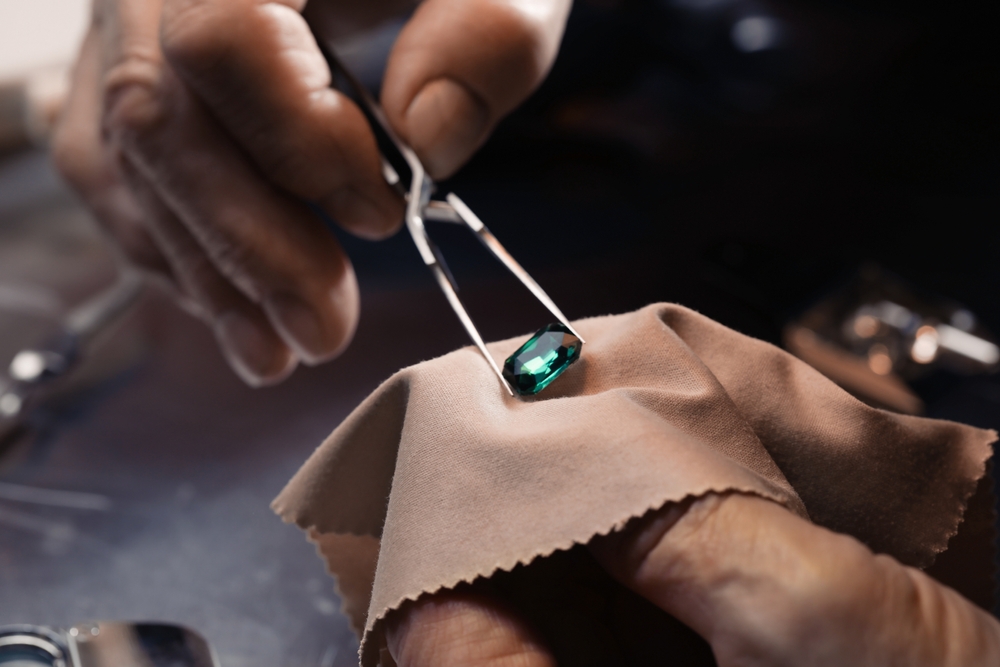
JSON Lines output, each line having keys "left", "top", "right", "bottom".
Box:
{"left": 273, "top": 304, "right": 999, "bottom": 665}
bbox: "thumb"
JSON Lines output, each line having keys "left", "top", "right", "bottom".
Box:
{"left": 381, "top": 0, "right": 571, "bottom": 179}
{"left": 591, "top": 493, "right": 1000, "bottom": 667}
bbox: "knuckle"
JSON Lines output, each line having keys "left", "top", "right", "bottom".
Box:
{"left": 255, "top": 144, "right": 323, "bottom": 198}
{"left": 50, "top": 124, "right": 92, "bottom": 191}
{"left": 779, "top": 536, "right": 881, "bottom": 642}
{"left": 870, "top": 555, "right": 926, "bottom": 629}
{"left": 172, "top": 248, "right": 230, "bottom": 311}
{"left": 193, "top": 213, "right": 339, "bottom": 306}
{"left": 256, "top": 146, "right": 360, "bottom": 217}
{"left": 51, "top": 125, "right": 131, "bottom": 222}
{"left": 102, "top": 54, "right": 168, "bottom": 142}
{"left": 115, "top": 222, "right": 171, "bottom": 275}
{"left": 160, "top": 1, "right": 228, "bottom": 75}
{"left": 206, "top": 235, "right": 270, "bottom": 299}
{"left": 244, "top": 99, "right": 368, "bottom": 201}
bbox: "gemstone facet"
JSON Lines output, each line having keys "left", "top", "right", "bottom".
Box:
{"left": 503, "top": 323, "right": 582, "bottom": 396}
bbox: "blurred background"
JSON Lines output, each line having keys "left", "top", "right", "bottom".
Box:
{"left": 0, "top": 0, "right": 997, "bottom": 665}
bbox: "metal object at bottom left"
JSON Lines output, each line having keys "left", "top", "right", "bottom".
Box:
{"left": 0, "top": 622, "right": 218, "bottom": 667}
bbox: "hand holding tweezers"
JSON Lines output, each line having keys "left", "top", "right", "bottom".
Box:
{"left": 312, "top": 33, "right": 582, "bottom": 396}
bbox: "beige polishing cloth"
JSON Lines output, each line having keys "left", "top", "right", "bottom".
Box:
{"left": 273, "top": 303, "right": 996, "bottom": 665}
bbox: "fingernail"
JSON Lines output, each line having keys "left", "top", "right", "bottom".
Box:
{"left": 327, "top": 188, "right": 399, "bottom": 241}
{"left": 405, "top": 78, "right": 490, "bottom": 179}
{"left": 214, "top": 311, "right": 296, "bottom": 386}
{"left": 264, "top": 293, "right": 328, "bottom": 365}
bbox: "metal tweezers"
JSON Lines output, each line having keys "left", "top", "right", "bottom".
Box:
{"left": 315, "top": 38, "right": 583, "bottom": 396}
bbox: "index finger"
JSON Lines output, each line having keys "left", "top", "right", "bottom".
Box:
{"left": 159, "top": 0, "right": 404, "bottom": 240}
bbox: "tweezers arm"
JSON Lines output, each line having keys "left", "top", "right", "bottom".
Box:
{"left": 445, "top": 194, "right": 585, "bottom": 343}
{"left": 430, "top": 265, "right": 515, "bottom": 396}
{"left": 308, "top": 27, "right": 539, "bottom": 397}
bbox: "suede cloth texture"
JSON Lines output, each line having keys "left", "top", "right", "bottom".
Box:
{"left": 273, "top": 303, "right": 997, "bottom": 666}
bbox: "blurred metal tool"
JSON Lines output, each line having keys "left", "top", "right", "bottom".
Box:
{"left": 0, "top": 66, "right": 70, "bottom": 153}
{"left": 784, "top": 265, "right": 999, "bottom": 415}
{"left": 0, "top": 622, "right": 218, "bottom": 667}
{"left": 311, "top": 34, "right": 582, "bottom": 397}
{"left": 0, "top": 272, "right": 144, "bottom": 443}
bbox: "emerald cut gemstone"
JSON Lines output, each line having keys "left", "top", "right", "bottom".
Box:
{"left": 503, "top": 323, "right": 582, "bottom": 396}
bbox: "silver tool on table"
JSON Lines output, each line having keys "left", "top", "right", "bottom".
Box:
{"left": 0, "top": 621, "right": 218, "bottom": 667}
{"left": 0, "top": 272, "right": 144, "bottom": 444}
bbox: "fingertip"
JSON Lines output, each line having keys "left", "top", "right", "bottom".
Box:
{"left": 263, "top": 293, "right": 329, "bottom": 365}
{"left": 323, "top": 186, "right": 404, "bottom": 241}
{"left": 263, "top": 268, "right": 359, "bottom": 365}
{"left": 214, "top": 310, "right": 299, "bottom": 387}
{"left": 404, "top": 78, "right": 490, "bottom": 179}
{"left": 236, "top": 351, "right": 299, "bottom": 388}
{"left": 382, "top": 0, "right": 570, "bottom": 179}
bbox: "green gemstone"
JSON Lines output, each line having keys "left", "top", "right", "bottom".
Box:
{"left": 503, "top": 323, "right": 582, "bottom": 396}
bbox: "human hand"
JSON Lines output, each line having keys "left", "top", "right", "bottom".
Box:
{"left": 386, "top": 493, "right": 1000, "bottom": 666}
{"left": 52, "top": 0, "right": 571, "bottom": 385}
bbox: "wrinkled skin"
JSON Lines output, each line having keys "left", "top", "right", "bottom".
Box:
{"left": 53, "top": 0, "right": 571, "bottom": 385}
{"left": 387, "top": 493, "right": 1000, "bottom": 667}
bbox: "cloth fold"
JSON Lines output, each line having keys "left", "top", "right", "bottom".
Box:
{"left": 273, "top": 304, "right": 996, "bottom": 666}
